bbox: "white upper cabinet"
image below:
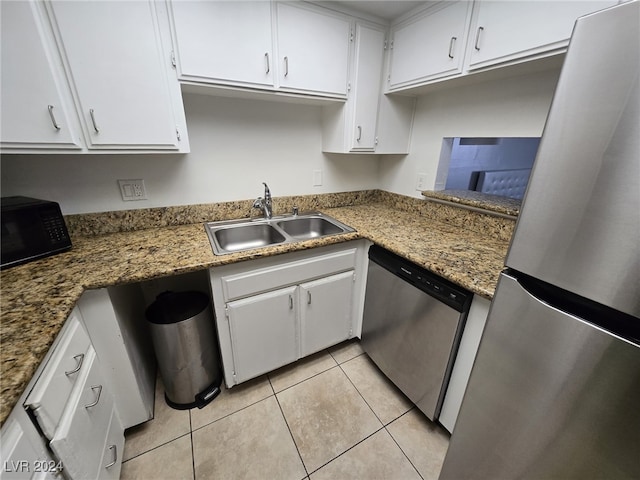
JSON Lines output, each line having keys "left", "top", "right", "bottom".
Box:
{"left": 466, "top": 1, "right": 617, "bottom": 71}
{"left": 47, "top": 1, "right": 184, "bottom": 151}
{"left": 168, "top": 1, "right": 351, "bottom": 99}
{"left": 322, "top": 21, "right": 387, "bottom": 153}
{"left": 0, "top": 1, "right": 82, "bottom": 150}
{"left": 170, "top": 1, "right": 274, "bottom": 88}
{"left": 275, "top": 2, "right": 351, "bottom": 97}
{"left": 386, "top": 0, "right": 618, "bottom": 92}
{"left": 350, "top": 23, "right": 386, "bottom": 150}
{"left": 388, "top": 1, "right": 473, "bottom": 89}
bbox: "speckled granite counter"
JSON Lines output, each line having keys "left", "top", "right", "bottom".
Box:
{"left": 421, "top": 190, "right": 521, "bottom": 217}
{"left": 0, "top": 190, "right": 513, "bottom": 425}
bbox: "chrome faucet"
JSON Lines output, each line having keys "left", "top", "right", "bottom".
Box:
{"left": 252, "top": 182, "right": 273, "bottom": 219}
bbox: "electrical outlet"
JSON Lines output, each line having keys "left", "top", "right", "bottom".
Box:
{"left": 415, "top": 173, "right": 428, "bottom": 191}
{"left": 118, "top": 179, "right": 147, "bottom": 201}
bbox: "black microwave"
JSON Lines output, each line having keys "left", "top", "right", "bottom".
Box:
{"left": 1, "top": 196, "right": 72, "bottom": 269}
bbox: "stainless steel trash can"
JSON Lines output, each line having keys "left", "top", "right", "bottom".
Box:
{"left": 146, "top": 291, "right": 221, "bottom": 409}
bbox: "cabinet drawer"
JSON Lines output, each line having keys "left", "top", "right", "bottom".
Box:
{"left": 97, "top": 409, "right": 124, "bottom": 480}
{"left": 49, "top": 348, "right": 115, "bottom": 480}
{"left": 221, "top": 248, "right": 357, "bottom": 301}
{"left": 25, "top": 311, "right": 92, "bottom": 439}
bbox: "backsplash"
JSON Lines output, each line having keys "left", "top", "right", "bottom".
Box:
{"left": 65, "top": 189, "right": 515, "bottom": 242}
{"left": 64, "top": 190, "right": 378, "bottom": 237}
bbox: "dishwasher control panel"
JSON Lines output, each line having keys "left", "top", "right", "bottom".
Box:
{"left": 370, "top": 245, "right": 471, "bottom": 312}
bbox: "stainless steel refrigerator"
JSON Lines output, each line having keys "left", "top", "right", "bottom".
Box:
{"left": 439, "top": 2, "right": 640, "bottom": 478}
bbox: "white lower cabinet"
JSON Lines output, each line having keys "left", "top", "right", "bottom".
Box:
{"left": 76, "top": 287, "right": 155, "bottom": 429}
{"left": 210, "top": 241, "right": 368, "bottom": 387}
{"left": 0, "top": 408, "right": 57, "bottom": 479}
{"left": 49, "top": 348, "right": 119, "bottom": 480}
{"left": 227, "top": 286, "right": 299, "bottom": 384}
{"left": 2, "top": 287, "right": 153, "bottom": 479}
{"left": 299, "top": 271, "right": 354, "bottom": 357}
{"left": 439, "top": 294, "right": 491, "bottom": 433}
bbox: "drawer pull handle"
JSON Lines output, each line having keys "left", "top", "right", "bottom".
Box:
{"left": 284, "top": 56, "right": 289, "bottom": 77}
{"left": 307, "top": 291, "right": 312, "bottom": 305}
{"left": 289, "top": 295, "right": 293, "bottom": 310}
{"left": 89, "top": 108, "right": 100, "bottom": 133}
{"left": 65, "top": 354, "right": 84, "bottom": 376}
{"left": 48, "top": 105, "right": 61, "bottom": 130}
{"left": 264, "top": 52, "right": 270, "bottom": 74}
{"left": 105, "top": 444, "right": 117, "bottom": 468}
{"left": 474, "top": 26, "right": 484, "bottom": 51}
{"left": 356, "top": 125, "right": 362, "bottom": 142}
{"left": 85, "top": 385, "right": 103, "bottom": 409}
{"left": 448, "top": 36, "right": 457, "bottom": 59}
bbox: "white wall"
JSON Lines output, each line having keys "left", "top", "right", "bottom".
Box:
{"left": 1, "top": 69, "right": 561, "bottom": 214}
{"left": 379, "top": 68, "right": 561, "bottom": 197}
{"left": 0, "top": 93, "right": 380, "bottom": 214}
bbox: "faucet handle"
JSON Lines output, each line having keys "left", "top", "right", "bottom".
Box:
{"left": 262, "top": 182, "right": 271, "bottom": 200}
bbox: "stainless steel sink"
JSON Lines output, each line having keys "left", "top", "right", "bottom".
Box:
{"left": 205, "top": 212, "right": 355, "bottom": 255}
{"left": 276, "top": 216, "right": 344, "bottom": 239}
{"left": 212, "top": 223, "right": 287, "bottom": 253}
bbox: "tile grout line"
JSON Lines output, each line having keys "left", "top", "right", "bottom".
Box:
{"left": 189, "top": 409, "right": 196, "bottom": 480}
{"left": 270, "top": 374, "right": 311, "bottom": 479}
{"left": 306, "top": 425, "right": 388, "bottom": 476}
{"left": 297, "top": 347, "right": 389, "bottom": 476}
{"left": 383, "top": 408, "right": 425, "bottom": 480}
{"left": 189, "top": 378, "right": 273, "bottom": 434}
{"left": 337, "top": 352, "right": 425, "bottom": 479}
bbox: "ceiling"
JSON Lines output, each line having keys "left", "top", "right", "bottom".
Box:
{"left": 323, "top": 1, "right": 427, "bottom": 21}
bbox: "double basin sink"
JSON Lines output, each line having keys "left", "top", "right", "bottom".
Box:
{"left": 205, "top": 212, "right": 355, "bottom": 255}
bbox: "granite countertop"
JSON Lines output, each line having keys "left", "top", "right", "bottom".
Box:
{"left": 421, "top": 190, "right": 521, "bottom": 217}
{"left": 0, "top": 199, "right": 511, "bottom": 425}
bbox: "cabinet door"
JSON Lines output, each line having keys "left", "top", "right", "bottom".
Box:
{"left": 276, "top": 3, "right": 350, "bottom": 97}
{"left": 76, "top": 287, "right": 155, "bottom": 430}
{"left": 47, "top": 1, "right": 180, "bottom": 149}
{"left": 0, "top": 411, "right": 57, "bottom": 479}
{"left": 389, "top": 1, "right": 472, "bottom": 88}
{"left": 170, "top": 1, "right": 274, "bottom": 88}
{"left": 97, "top": 409, "right": 124, "bottom": 480}
{"left": 49, "top": 348, "right": 117, "bottom": 480}
{"left": 227, "top": 286, "right": 298, "bottom": 384}
{"left": 0, "top": 1, "right": 80, "bottom": 150}
{"left": 467, "top": 1, "right": 616, "bottom": 70}
{"left": 25, "top": 311, "right": 92, "bottom": 440}
{"left": 350, "top": 23, "right": 385, "bottom": 151}
{"left": 299, "top": 271, "right": 354, "bottom": 357}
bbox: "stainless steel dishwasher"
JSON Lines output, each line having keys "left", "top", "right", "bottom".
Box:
{"left": 361, "top": 245, "right": 472, "bottom": 422}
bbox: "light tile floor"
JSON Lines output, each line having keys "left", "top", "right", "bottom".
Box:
{"left": 120, "top": 340, "right": 450, "bottom": 480}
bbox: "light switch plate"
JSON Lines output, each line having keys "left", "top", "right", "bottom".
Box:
{"left": 415, "top": 173, "right": 428, "bottom": 191}
{"left": 313, "top": 170, "right": 323, "bottom": 187}
{"left": 118, "top": 179, "right": 147, "bottom": 201}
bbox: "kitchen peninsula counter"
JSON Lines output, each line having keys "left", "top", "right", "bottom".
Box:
{"left": 1, "top": 191, "right": 513, "bottom": 425}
